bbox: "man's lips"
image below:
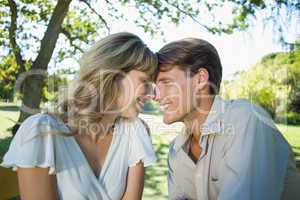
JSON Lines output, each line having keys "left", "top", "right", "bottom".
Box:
{"left": 160, "top": 102, "right": 172, "bottom": 112}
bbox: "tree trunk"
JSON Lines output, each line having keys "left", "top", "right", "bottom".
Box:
{"left": 12, "top": 0, "right": 73, "bottom": 135}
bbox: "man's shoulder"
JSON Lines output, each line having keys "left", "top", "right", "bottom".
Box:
{"left": 225, "top": 98, "right": 272, "bottom": 123}
{"left": 220, "top": 98, "right": 280, "bottom": 146}
{"left": 222, "top": 98, "right": 284, "bottom": 149}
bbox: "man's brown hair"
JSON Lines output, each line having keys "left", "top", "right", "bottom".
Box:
{"left": 156, "top": 38, "right": 222, "bottom": 95}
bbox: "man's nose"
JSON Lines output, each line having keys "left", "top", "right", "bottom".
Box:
{"left": 153, "top": 85, "right": 161, "bottom": 102}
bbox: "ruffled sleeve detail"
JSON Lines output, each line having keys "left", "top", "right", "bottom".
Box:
{"left": 127, "top": 118, "right": 157, "bottom": 167}
{"left": 0, "top": 113, "right": 61, "bottom": 175}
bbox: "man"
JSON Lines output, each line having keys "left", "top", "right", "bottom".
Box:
{"left": 154, "top": 38, "right": 300, "bottom": 200}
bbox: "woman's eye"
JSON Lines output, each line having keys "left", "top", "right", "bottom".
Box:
{"left": 142, "top": 81, "right": 152, "bottom": 92}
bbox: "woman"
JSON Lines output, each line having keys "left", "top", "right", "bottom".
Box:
{"left": 1, "top": 32, "right": 158, "bottom": 200}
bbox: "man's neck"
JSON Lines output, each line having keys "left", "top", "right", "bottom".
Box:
{"left": 183, "top": 96, "right": 214, "bottom": 141}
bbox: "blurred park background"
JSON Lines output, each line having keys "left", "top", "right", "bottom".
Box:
{"left": 0, "top": 0, "right": 299, "bottom": 199}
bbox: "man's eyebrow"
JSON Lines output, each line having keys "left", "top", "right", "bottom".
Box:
{"left": 156, "top": 77, "right": 171, "bottom": 82}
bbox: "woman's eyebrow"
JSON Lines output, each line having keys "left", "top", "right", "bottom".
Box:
{"left": 139, "top": 76, "right": 149, "bottom": 82}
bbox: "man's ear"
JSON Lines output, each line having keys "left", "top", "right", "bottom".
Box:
{"left": 194, "top": 68, "right": 209, "bottom": 90}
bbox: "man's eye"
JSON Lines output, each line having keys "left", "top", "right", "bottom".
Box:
{"left": 162, "top": 80, "right": 172, "bottom": 85}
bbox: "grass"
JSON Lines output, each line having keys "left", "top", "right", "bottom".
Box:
{"left": 0, "top": 102, "right": 20, "bottom": 161}
{"left": 0, "top": 102, "right": 299, "bottom": 199}
{"left": 277, "top": 124, "right": 300, "bottom": 162}
{"left": 144, "top": 134, "right": 170, "bottom": 200}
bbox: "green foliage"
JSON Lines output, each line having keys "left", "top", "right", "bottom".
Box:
{"left": 250, "top": 87, "right": 276, "bottom": 117}
{"left": 42, "top": 72, "right": 69, "bottom": 102}
{"left": 142, "top": 100, "right": 161, "bottom": 115}
{"left": 0, "top": 55, "right": 18, "bottom": 101}
{"left": 276, "top": 112, "right": 300, "bottom": 125}
{"left": 223, "top": 49, "right": 300, "bottom": 124}
{"left": 131, "top": 0, "right": 291, "bottom": 35}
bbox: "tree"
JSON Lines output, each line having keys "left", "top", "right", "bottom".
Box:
{"left": 0, "top": 0, "right": 298, "bottom": 134}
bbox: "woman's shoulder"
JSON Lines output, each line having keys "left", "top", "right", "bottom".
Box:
{"left": 116, "top": 117, "right": 156, "bottom": 167}
{"left": 117, "top": 117, "right": 149, "bottom": 129}
{"left": 15, "top": 113, "right": 70, "bottom": 143}
{"left": 20, "top": 113, "right": 60, "bottom": 129}
{"left": 117, "top": 117, "right": 150, "bottom": 136}
{"left": 0, "top": 113, "right": 63, "bottom": 174}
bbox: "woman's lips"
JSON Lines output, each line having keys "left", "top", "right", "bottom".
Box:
{"left": 136, "top": 96, "right": 147, "bottom": 109}
{"left": 137, "top": 99, "right": 144, "bottom": 109}
{"left": 136, "top": 95, "right": 155, "bottom": 109}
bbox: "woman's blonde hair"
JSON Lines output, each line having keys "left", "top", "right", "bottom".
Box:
{"left": 49, "top": 32, "right": 157, "bottom": 135}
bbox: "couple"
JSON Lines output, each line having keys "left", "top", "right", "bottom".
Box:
{"left": 1, "top": 32, "right": 299, "bottom": 200}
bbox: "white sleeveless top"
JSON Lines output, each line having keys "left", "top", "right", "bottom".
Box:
{"left": 0, "top": 113, "right": 157, "bottom": 200}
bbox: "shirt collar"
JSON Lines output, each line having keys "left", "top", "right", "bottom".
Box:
{"left": 200, "top": 95, "right": 227, "bottom": 136}
{"left": 173, "top": 95, "right": 227, "bottom": 152}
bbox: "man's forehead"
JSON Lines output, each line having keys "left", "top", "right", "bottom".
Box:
{"left": 159, "top": 63, "right": 176, "bottom": 70}
{"left": 155, "top": 66, "right": 184, "bottom": 81}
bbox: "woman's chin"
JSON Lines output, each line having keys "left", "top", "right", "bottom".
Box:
{"left": 163, "top": 113, "right": 178, "bottom": 124}
{"left": 121, "top": 108, "right": 139, "bottom": 119}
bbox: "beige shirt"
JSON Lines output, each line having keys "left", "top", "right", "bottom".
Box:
{"left": 168, "top": 96, "right": 300, "bottom": 200}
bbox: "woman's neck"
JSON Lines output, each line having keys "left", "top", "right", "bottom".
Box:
{"left": 75, "top": 115, "right": 118, "bottom": 144}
